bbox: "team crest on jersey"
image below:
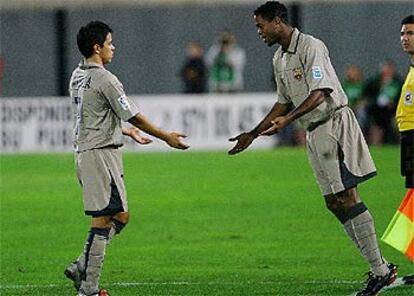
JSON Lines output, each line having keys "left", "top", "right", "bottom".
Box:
{"left": 312, "top": 66, "right": 323, "bottom": 79}
{"left": 292, "top": 68, "right": 304, "bottom": 80}
{"left": 404, "top": 91, "right": 413, "bottom": 106}
{"left": 118, "top": 95, "right": 130, "bottom": 110}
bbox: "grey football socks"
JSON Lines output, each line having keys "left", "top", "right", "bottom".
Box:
{"left": 79, "top": 227, "right": 110, "bottom": 295}
{"left": 343, "top": 203, "right": 388, "bottom": 276}
{"left": 75, "top": 218, "right": 126, "bottom": 271}
{"left": 344, "top": 219, "right": 359, "bottom": 246}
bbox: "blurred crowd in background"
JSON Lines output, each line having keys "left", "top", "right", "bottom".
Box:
{"left": 180, "top": 30, "right": 246, "bottom": 94}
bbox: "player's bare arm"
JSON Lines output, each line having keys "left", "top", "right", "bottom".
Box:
{"left": 228, "top": 102, "right": 291, "bottom": 155}
{"left": 128, "top": 113, "right": 189, "bottom": 150}
{"left": 122, "top": 127, "right": 152, "bottom": 145}
{"left": 261, "top": 89, "right": 327, "bottom": 135}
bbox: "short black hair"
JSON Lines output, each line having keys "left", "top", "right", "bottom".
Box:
{"left": 402, "top": 15, "right": 414, "bottom": 25}
{"left": 77, "top": 21, "right": 113, "bottom": 58}
{"left": 254, "top": 1, "right": 288, "bottom": 24}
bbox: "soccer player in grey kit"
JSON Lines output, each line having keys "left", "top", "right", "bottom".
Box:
{"left": 228, "top": 2, "right": 397, "bottom": 295}
{"left": 65, "top": 21, "right": 189, "bottom": 296}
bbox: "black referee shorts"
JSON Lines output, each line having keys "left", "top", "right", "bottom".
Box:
{"left": 400, "top": 129, "right": 414, "bottom": 188}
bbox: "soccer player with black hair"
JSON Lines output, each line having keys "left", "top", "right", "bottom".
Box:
{"left": 65, "top": 21, "right": 189, "bottom": 296}
{"left": 229, "top": 2, "right": 397, "bottom": 295}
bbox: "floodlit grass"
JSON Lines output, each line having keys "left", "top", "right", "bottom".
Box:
{"left": 0, "top": 147, "right": 413, "bottom": 295}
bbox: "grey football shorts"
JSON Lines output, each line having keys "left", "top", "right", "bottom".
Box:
{"left": 306, "top": 106, "right": 377, "bottom": 196}
{"left": 75, "top": 147, "right": 128, "bottom": 216}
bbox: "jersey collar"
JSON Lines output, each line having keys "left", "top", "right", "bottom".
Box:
{"left": 79, "top": 60, "right": 104, "bottom": 70}
{"left": 283, "top": 28, "right": 301, "bottom": 54}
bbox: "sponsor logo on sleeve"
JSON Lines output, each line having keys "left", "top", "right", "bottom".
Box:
{"left": 312, "top": 66, "right": 323, "bottom": 80}
{"left": 404, "top": 91, "right": 413, "bottom": 106}
{"left": 118, "top": 95, "right": 130, "bottom": 110}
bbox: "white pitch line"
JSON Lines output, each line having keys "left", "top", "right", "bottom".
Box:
{"left": 0, "top": 283, "right": 68, "bottom": 289}
{"left": 0, "top": 279, "right": 362, "bottom": 290}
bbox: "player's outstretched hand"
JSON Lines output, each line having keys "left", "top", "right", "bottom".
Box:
{"left": 166, "top": 132, "right": 190, "bottom": 150}
{"left": 125, "top": 127, "right": 153, "bottom": 145}
{"left": 228, "top": 132, "right": 255, "bottom": 155}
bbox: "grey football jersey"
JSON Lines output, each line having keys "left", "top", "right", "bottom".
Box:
{"left": 272, "top": 28, "right": 348, "bottom": 129}
{"left": 69, "top": 62, "right": 139, "bottom": 152}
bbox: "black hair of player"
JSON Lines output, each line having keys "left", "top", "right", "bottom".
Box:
{"left": 77, "top": 21, "right": 113, "bottom": 58}
{"left": 254, "top": 1, "right": 289, "bottom": 24}
{"left": 402, "top": 15, "right": 414, "bottom": 25}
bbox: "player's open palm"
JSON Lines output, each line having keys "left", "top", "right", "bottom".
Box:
{"left": 166, "top": 132, "right": 190, "bottom": 150}
{"left": 228, "top": 132, "right": 255, "bottom": 155}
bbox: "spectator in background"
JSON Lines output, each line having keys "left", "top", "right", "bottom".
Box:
{"left": 180, "top": 41, "right": 207, "bottom": 94}
{"left": 206, "top": 30, "right": 246, "bottom": 93}
{"left": 342, "top": 64, "right": 369, "bottom": 136}
{"left": 365, "top": 60, "right": 403, "bottom": 145}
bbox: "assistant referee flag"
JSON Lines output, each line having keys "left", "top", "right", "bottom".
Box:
{"left": 381, "top": 189, "right": 414, "bottom": 261}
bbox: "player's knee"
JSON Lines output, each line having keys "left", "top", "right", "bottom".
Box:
{"left": 324, "top": 194, "right": 348, "bottom": 224}
{"left": 111, "top": 212, "right": 129, "bottom": 234}
{"left": 336, "top": 188, "right": 360, "bottom": 211}
{"left": 327, "top": 188, "right": 360, "bottom": 211}
{"left": 91, "top": 216, "right": 113, "bottom": 228}
{"left": 325, "top": 189, "right": 366, "bottom": 224}
{"left": 114, "top": 211, "right": 129, "bottom": 224}
{"left": 111, "top": 218, "right": 127, "bottom": 234}
{"left": 324, "top": 194, "right": 340, "bottom": 212}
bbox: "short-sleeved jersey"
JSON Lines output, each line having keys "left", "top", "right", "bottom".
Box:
{"left": 396, "top": 65, "right": 414, "bottom": 132}
{"left": 69, "top": 61, "right": 139, "bottom": 152}
{"left": 273, "top": 28, "right": 348, "bottom": 130}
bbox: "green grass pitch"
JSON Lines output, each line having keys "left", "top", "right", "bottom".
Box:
{"left": 0, "top": 147, "right": 413, "bottom": 295}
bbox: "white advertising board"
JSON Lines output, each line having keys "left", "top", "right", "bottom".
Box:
{"left": 0, "top": 93, "right": 278, "bottom": 153}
